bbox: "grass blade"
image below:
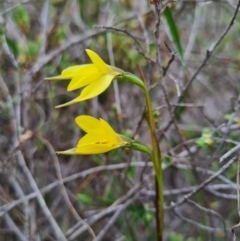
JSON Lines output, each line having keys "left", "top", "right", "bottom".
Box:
{"left": 164, "top": 7, "right": 184, "bottom": 60}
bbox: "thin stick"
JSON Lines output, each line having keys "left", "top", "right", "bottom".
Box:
{"left": 166, "top": 156, "right": 238, "bottom": 210}
{"left": 231, "top": 153, "right": 240, "bottom": 240}
{"left": 37, "top": 134, "right": 96, "bottom": 239}
{"left": 0, "top": 75, "right": 67, "bottom": 241}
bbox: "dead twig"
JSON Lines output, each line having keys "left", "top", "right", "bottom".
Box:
{"left": 166, "top": 156, "right": 238, "bottom": 210}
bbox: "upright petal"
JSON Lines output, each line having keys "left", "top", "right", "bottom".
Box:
{"left": 86, "top": 49, "right": 109, "bottom": 74}
{"left": 99, "top": 118, "right": 119, "bottom": 144}
{"left": 75, "top": 115, "right": 101, "bottom": 133}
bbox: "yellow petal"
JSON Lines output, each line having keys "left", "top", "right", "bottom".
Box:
{"left": 67, "top": 64, "right": 102, "bottom": 91}
{"left": 45, "top": 65, "right": 84, "bottom": 80}
{"left": 56, "top": 148, "right": 76, "bottom": 155}
{"left": 99, "top": 118, "right": 119, "bottom": 144}
{"left": 85, "top": 49, "right": 109, "bottom": 74}
{"left": 56, "top": 74, "right": 114, "bottom": 108}
{"left": 57, "top": 139, "right": 126, "bottom": 155}
{"left": 75, "top": 115, "right": 101, "bottom": 133}
{"left": 75, "top": 144, "right": 119, "bottom": 154}
{"left": 77, "top": 133, "right": 107, "bottom": 146}
{"left": 79, "top": 74, "right": 113, "bottom": 101}
{"left": 55, "top": 98, "right": 80, "bottom": 108}
{"left": 57, "top": 144, "right": 120, "bottom": 155}
{"left": 45, "top": 75, "right": 66, "bottom": 80}
{"left": 61, "top": 65, "right": 85, "bottom": 76}
{"left": 57, "top": 114, "right": 130, "bottom": 155}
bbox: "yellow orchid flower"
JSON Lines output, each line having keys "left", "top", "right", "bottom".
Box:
{"left": 57, "top": 115, "right": 130, "bottom": 155}
{"left": 46, "top": 49, "right": 122, "bottom": 108}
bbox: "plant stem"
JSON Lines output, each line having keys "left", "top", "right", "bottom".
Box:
{"left": 128, "top": 141, "right": 152, "bottom": 157}
{"left": 155, "top": 177, "right": 161, "bottom": 241}
{"left": 121, "top": 73, "right": 164, "bottom": 240}
{"left": 144, "top": 87, "right": 164, "bottom": 240}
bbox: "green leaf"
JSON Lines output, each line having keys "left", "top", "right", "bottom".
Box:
{"left": 28, "top": 40, "right": 41, "bottom": 57}
{"left": 0, "top": 25, "right": 3, "bottom": 35}
{"left": 102, "top": 184, "right": 115, "bottom": 203}
{"left": 6, "top": 37, "right": 19, "bottom": 56}
{"left": 195, "top": 138, "right": 206, "bottom": 148}
{"left": 127, "top": 165, "right": 136, "bottom": 178}
{"left": 164, "top": 7, "right": 184, "bottom": 60}
{"left": 14, "top": 6, "right": 30, "bottom": 28}
{"left": 169, "top": 232, "right": 184, "bottom": 241}
{"left": 174, "top": 95, "right": 187, "bottom": 121}
{"left": 76, "top": 193, "right": 92, "bottom": 205}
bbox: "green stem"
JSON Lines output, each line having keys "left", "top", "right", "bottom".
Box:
{"left": 128, "top": 141, "right": 152, "bottom": 157}
{"left": 120, "top": 73, "right": 164, "bottom": 239}
{"left": 120, "top": 135, "right": 152, "bottom": 157}
{"left": 144, "top": 86, "right": 164, "bottom": 240}
{"left": 117, "top": 73, "right": 147, "bottom": 90}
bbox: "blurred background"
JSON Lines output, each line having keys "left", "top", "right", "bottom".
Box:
{"left": 0, "top": 0, "right": 240, "bottom": 240}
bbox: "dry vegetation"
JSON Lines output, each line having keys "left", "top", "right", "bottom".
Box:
{"left": 0, "top": 0, "right": 240, "bottom": 240}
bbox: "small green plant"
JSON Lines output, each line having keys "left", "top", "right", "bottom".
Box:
{"left": 169, "top": 232, "right": 203, "bottom": 241}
